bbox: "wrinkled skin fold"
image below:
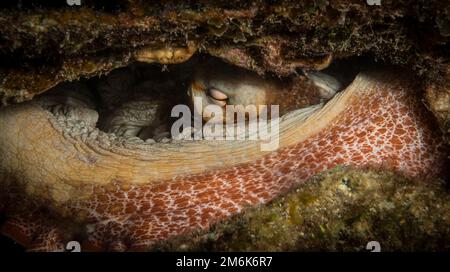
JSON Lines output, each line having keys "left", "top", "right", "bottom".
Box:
{"left": 0, "top": 69, "right": 447, "bottom": 251}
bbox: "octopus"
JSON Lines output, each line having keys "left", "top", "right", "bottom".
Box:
{"left": 189, "top": 58, "right": 336, "bottom": 123}
{"left": 0, "top": 55, "right": 447, "bottom": 251}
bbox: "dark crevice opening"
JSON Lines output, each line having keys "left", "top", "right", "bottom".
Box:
{"left": 34, "top": 54, "right": 371, "bottom": 143}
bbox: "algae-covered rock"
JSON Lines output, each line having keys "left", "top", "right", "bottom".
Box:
{"left": 0, "top": 1, "right": 448, "bottom": 134}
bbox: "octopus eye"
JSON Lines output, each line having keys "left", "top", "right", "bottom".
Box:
{"left": 207, "top": 87, "right": 228, "bottom": 106}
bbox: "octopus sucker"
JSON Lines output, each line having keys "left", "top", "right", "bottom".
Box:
{"left": 0, "top": 57, "right": 447, "bottom": 251}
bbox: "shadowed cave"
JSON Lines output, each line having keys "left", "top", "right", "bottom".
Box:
{"left": 34, "top": 54, "right": 363, "bottom": 144}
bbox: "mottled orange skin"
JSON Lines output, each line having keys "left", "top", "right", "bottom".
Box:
{"left": 1, "top": 71, "right": 447, "bottom": 251}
